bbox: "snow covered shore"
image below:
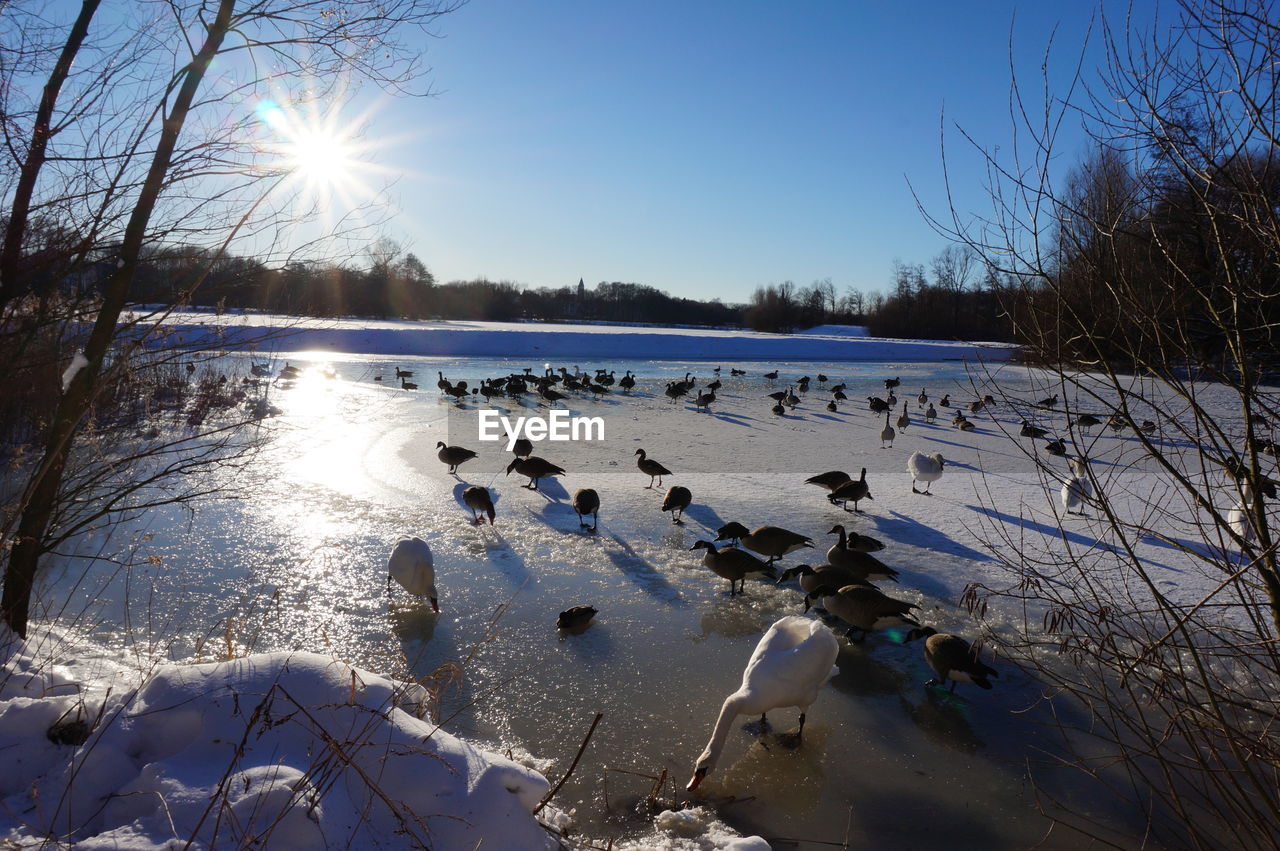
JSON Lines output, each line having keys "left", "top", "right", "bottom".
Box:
{"left": 140, "top": 311, "right": 1016, "bottom": 362}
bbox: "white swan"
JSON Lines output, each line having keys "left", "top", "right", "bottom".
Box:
{"left": 1228, "top": 501, "right": 1256, "bottom": 546}
{"left": 387, "top": 536, "right": 438, "bottom": 611}
{"left": 907, "top": 451, "right": 945, "bottom": 494}
{"left": 1061, "top": 456, "right": 1092, "bottom": 516}
{"left": 687, "top": 616, "right": 839, "bottom": 790}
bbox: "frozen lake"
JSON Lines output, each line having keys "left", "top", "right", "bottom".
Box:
{"left": 39, "top": 352, "right": 1207, "bottom": 847}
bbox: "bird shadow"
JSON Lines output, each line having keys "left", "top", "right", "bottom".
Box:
{"left": 604, "top": 534, "right": 685, "bottom": 605}
{"left": 811, "top": 413, "right": 845, "bottom": 423}
{"left": 683, "top": 503, "right": 727, "bottom": 534}
{"left": 874, "top": 510, "right": 994, "bottom": 565}
{"left": 967, "top": 505, "right": 1122, "bottom": 557}
{"left": 476, "top": 530, "right": 533, "bottom": 586}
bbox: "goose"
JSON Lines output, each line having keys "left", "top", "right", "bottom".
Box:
{"left": 768, "top": 388, "right": 789, "bottom": 402}
{"left": 821, "top": 548, "right": 899, "bottom": 582}
{"left": 687, "top": 616, "right": 839, "bottom": 791}
{"left": 400, "top": 377, "right": 418, "bottom": 391}
{"left": 886, "top": 392, "right": 898, "bottom": 408}
{"left": 436, "top": 441, "right": 477, "bottom": 474}
{"left": 884, "top": 377, "right": 901, "bottom": 390}
{"left": 776, "top": 563, "right": 879, "bottom": 593}
{"left": 461, "top": 485, "right": 495, "bottom": 525}
{"left": 771, "top": 402, "right": 786, "bottom": 416}
{"left": 827, "top": 523, "right": 885, "bottom": 554}
{"left": 1074, "top": 414, "right": 1101, "bottom": 433}
{"left": 695, "top": 390, "right": 717, "bottom": 410}
{"left": 739, "top": 525, "right": 814, "bottom": 564}
{"left": 958, "top": 418, "right": 976, "bottom": 432}
{"left": 784, "top": 388, "right": 800, "bottom": 409}
{"left": 541, "top": 386, "right": 566, "bottom": 405}
{"left": 619, "top": 371, "right": 636, "bottom": 392}
{"left": 868, "top": 396, "right": 889, "bottom": 413}
{"left": 817, "top": 374, "right": 828, "bottom": 383}
{"left": 731, "top": 368, "right": 747, "bottom": 376}
{"left": 395, "top": 367, "right": 414, "bottom": 379}
{"left": 1019, "top": 421, "right": 1049, "bottom": 439}
{"left": 706, "top": 379, "right": 722, "bottom": 392}
{"left": 512, "top": 437, "right": 533, "bottom": 458}
{"left": 795, "top": 376, "right": 810, "bottom": 393}
{"left": 907, "top": 451, "right": 945, "bottom": 495}
{"left": 967, "top": 399, "right": 984, "bottom": 413}
{"left": 939, "top": 394, "right": 951, "bottom": 407}
{"left": 387, "top": 536, "right": 438, "bottom": 611}
{"left": 826, "top": 401, "right": 838, "bottom": 413}
{"left": 829, "top": 468, "right": 873, "bottom": 512}
{"left": 906, "top": 627, "right": 999, "bottom": 691}
{"left": 925, "top": 403, "right": 937, "bottom": 422}
{"left": 1044, "top": 438, "right": 1067, "bottom": 456}
{"left": 372, "top": 375, "right": 383, "bottom": 382}
{"left": 436, "top": 371, "right": 452, "bottom": 394}
{"left": 556, "top": 605, "right": 598, "bottom": 631}
{"left": 918, "top": 388, "right": 928, "bottom": 407}
{"left": 661, "top": 485, "right": 693, "bottom": 523}
{"left": 505, "top": 456, "right": 565, "bottom": 490}
{"left": 829, "top": 382, "right": 847, "bottom": 394}
{"left": 880, "top": 411, "right": 896, "bottom": 449}
{"left": 832, "top": 389, "right": 848, "bottom": 401}
{"left": 635, "top": 448, "right": 671, "bottom": 488}
{"left": 983, "top": 394, "right": 996, "bottom": 406}
{"left": 572, "top": 488, "right": 600, "bottom": 530}
{"left": 896, "top": 403, "right": 911, "bottom": 432}
{"left": 690, "top": 540, "right": 776, "bottom": 594}
{"left": 802, "top": 583, "right": 919, "bottom": 641}
{"left": 764, "top": 370, "right": 779, "bottom": 382}
{"left": 250, "top": 363, "right": 271, "bottom": 378}
{"left": 1107, "top": 413, "right": 1126, "bottom": 432}
{"left": 1037, "top": 394, "right": 1059, "bottom": 408}
{"left": 714, "top": 521, "right": 750, "bottom": 546}
{"left": 1140, "top": 419, "right": 1157, "bottom": 434}
{"left": 664, "top": 383, "right": 687, "bottom": 404}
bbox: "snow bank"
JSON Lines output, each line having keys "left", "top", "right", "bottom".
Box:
{"left": 0, "top": 637, "right": 558, "bottom": 849}
{"left": 136, "top": 311, "right": 1015, "bottom": 362}
{"left": 795, "top": 324, "right": 869, "bottom": 337}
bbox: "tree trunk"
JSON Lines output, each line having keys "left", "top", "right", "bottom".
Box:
{"left": 1, "top": 0, "right": 237, "bottom": 638}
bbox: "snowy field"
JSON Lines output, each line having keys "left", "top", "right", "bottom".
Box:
{"left": 4, "top": 321, "right": 1271, "bottom": 848}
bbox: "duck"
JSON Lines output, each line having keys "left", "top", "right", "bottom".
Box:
{"left": 505, "top": 456, "right": 565, "bottom": 490}
{"left": 776, "top": 563, "right": 879, "bottom": 594}
{"left": 661, "top": 485, "right": 692, "bottom": 524}
{"left": 635, "top": 448, "right": 672, "bottom": 489}
{"left": 461, "top": 485, "right": 495, "bottom": 525}
{"left": 437, "top": 441, "right": 478, "bottom": 474}
{"left": 805, "top": 470, "right": 852, "bottom": 494}
{"left": 896, "top": 403, "right": 911, "bottom": 432}
{"left": 714, "top": 521, "right": 750, "bottom": 546}
{"left": 687, "top": 616, "right": 839, "bottom": 791}
{"left": 907, "top": 627, "right": 999, "bottom": 692}
{"left": 907, "top": 451, "right": 945, "bottom": 495}
{"left": 739, "top": 526, "right": 815, "bottom": 564}
{"left": 572, "top": 488, "right": 600, "bottom": 530}
{"left": 556, "top": 605, "right": 598, "bottom": 631}
{"left": 827, "top": 523, "right": 885, "bottom": 554}
{"left": 880, "top": 411, "right": 895, "bottom": 448}
{"left": 802, "top": 583, "right": 919, "bottom": 641}
{"left": 386, "top": 536, "right": 438, "bottom": 611}
{"left": 829, "top": 468, "right": 873, "bottom": 513}
{"left": 690, "top": 540, "right": 777, "bottom": 594}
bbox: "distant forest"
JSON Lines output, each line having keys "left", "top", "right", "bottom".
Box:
{"left": 40, "top": 233, "right": 1019, "bottom": 341}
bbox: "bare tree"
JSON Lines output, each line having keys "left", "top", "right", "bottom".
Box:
{"left": 935, "top": 1, "right": 1280, "bottom": 845}
{"left": 1, "top": 0, "right": 459, "bottom": 637}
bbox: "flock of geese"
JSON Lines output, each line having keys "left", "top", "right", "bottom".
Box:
{"left": 375, "top": 363, "right": 1270, "bottom": 795}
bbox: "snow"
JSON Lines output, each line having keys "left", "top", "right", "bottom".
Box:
{"left": 131, "top": 310, "right": 1014, "bottom": 362}
{"left": 0, "top": 631, "right": 560, "bottom": 849}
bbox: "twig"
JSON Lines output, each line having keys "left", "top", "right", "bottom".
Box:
{"left": 534, "top": 712, "right": 604, "bottom": 815}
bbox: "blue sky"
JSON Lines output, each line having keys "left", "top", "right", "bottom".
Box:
{"left": 361, "top": 1, "right": 1119, "bottom": 302}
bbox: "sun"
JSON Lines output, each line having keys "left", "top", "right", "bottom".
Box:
{"left": 286, "top": 129, "right": 356, "bottom": 184}
{"left": 255, "top": 97, "right": 371, "bottom": 196}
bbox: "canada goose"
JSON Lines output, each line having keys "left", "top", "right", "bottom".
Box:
{"left": 817, "top": 374, "right": 828, "bottom": 383}
{"left": 829, "top": 468, "right": 873, "bottom": 512}
{"left": 1074, "top": 414, "right": 1101, "bottom": 433}
{"left": 886, "top": 392, "right": 898, "bottom": 408}
{"left": 784, "top": 388, "right": 800, "bottom": 409}
{"left": 830, "top": 382, "right": 846, "bottom": 393}
{"left": 446, "top": 384, "right": 469, "bottom": 403}
{"left": 764, "top": 370, "right": 779, "bottom": 382}
{"left": 661, "top": 485, "right": 693, "bottom": 523}
{"left": 373, "top": 375, "right": 383, "bottom": 382}
{"left": 772, "top": 402, "right": 786, "bottom": 416}
{"left": 664, "top": 383, "right": 687, "bottom": 403}
{"left": 939, "top": 394, "right": 951, "bottom": 407}
{"left": 983, "top": 394, "right": 995, "bottom": 406}
{"left": 925, "top": 403, "right": 937, "bottom": 422}
{"left": 803, "top": 583, "right": 919, "bottom": 641}
{"left": 804, "top": 470, "right": 851, "bottom": 492}
{"left": 1020, "top": 421, "right": 1049, "bottom": 439}
{"left": 706, "top": 379, "right": 722, "bottom": 392}
{"left": 387, "top": 536, "right": 438, "bottom": 611}
{"left": 796, "top": 376, "right": 810, "bottom": 392}
{"left": 250, "top": 363, "right": 271, "bottom": 378}
{"left": 885, "top": 377, "right": 901, "bottom": 390}
{"left": 400, "top": 377, "right": 418, "bottom": 391}
{"left": 505, "top": 456, "right": 565, "bottom": 490}
{"left": 868, "top": 396, "right": 889, "bottom": 413}
{"left": 906, "top": 627, "right": 999, "bottom": 691}
{"left": 572, "top": 488, "right": 600, "bottom": 530}
{"left": 917, "top": 389, "right": 928, "bottom": 407}
{"left": 825, "top": 549, "right": 899, "bottom": 582}
{"left": 619, "top": 371, "right": 636, "bottom": 392}
{"left": 695, "top": 390, "right": 716, "bottom": 410}
{"left": 556, "top": 605, "right": 598, "bottom": 631}
{"left": 776, "top": 563, "right": 878, "bottom": 593}
{"left": 1044, "top": 438, "right": 1067, "bottom": 456}
{"left": 1107, "top": 413, "right": 1126, "bottom": 432}
{"left": 461, "top": 485, "right": 496, "bottom": 525}
{"left": 436, "top": 371, "right": 451, "bottom": 394}
{"left": 687, "top": 616, "right": 839, "bottom": 791}
{"left": 967, "top": 399, "right": 984, "bottom": 413}
{"left": 436, "top": 441, "right": 477, "bottom": 474}
{"left": 907, "top": 451, "right": 945, "bottom": 495}
{"left": 541, "top": 386, "right": 566, "bottom": 405}
{"left": 1140, "top": 420, "right": 1157, "bottom": 434}
{"left": 731, "top": 368, "right": 747, "bottom": 376}
{"left": 395, "top": 367, "right": 414, "bottom": 379}
{"left": 690, "top": 540, "right": 776, "bottom": 594}
{"left": 958, "top": 419, "right": 976, "bottom": 432}
{"left": 635, "top": 449, "right": 671, "bottom": 489}
{"left": 1061, "top": 468, "right": 1092, "bottom": 516}
{"left": 768, "top": 388, "right": 788, "bottom": 402}
{"left": 715, "top": 521, "right": 750, "bottom": 546}
{"left": 1037, "top": 394, "right": 1059, "bottom": 408}
{"left": 827, "top": 523, "right": 885, "bottom": 554}
{"left": 739, "top": 526, "right": 815, "bottom": 564}
{"left": 880, "top": 411, "right": 896, "bottom": 449}
{"left": 826, "top": 401, "right": 838, "bottom": 412}
{"left": 512, "top": 437, "right": 533, "bottom": 458}
{"left": 832, "top": 389, "right": 848, "bottom": 402}
{"left": 897, "top": 403, "right": 910, "bottom": 432}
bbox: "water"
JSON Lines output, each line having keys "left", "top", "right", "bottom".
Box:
{"left": 38, "top": 353, "right": 1146, "bottom": 848}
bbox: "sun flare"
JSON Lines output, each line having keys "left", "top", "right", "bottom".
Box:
{"left": 287, "top": 130, "right": 356, "bottom": 184}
